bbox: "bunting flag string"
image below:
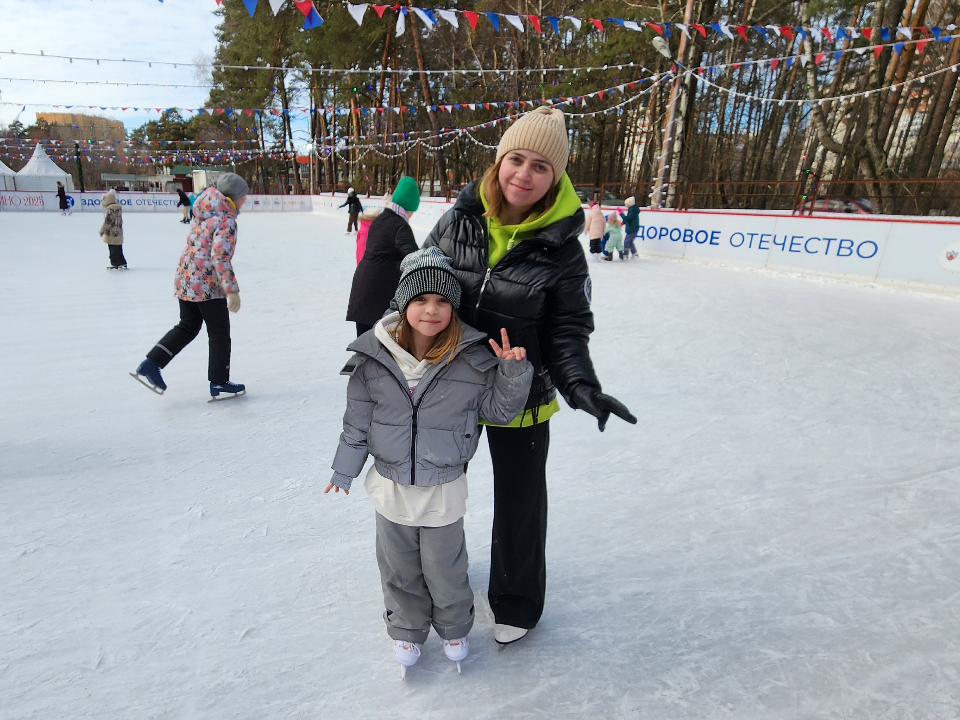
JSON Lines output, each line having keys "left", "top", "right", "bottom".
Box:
{"left": 0, "top": 49, "right": 648, "bottom": 77}
{"left": 221, "top": 0, "right": 959, "bottom": 48}
{"left": 4, "top": 32, "right": 954, "bottom": 127}
{"left": 687, "top": 58, "right": 960, "bottom": 105}
{"left": 0, "top": 137, "right": 263, "bottom": 146}
{"left": 0, "top": 71, "right": 673, "bottom": 130}
{"left": 5, "top": 29, "right": 956, "bottom": 83}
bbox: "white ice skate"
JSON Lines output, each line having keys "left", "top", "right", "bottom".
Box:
{"left": 494, "top": 624, "right": 528, "bottom": 645}
{"left": 441, "top": 636, "right": 469, "bottom": 674}
{"left": 393, "top": 640, "right": 421, "bottom": 680}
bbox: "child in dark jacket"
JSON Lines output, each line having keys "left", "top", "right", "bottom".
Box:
{"left": 327, "top": 247, "right": 533, "bottom": 679}
{"left": 339, "top": 188, "right": 363, "bottom": 233}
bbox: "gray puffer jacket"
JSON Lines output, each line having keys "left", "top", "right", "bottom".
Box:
{"left": 331, "top": 323, "right": 533, "bottom": 490}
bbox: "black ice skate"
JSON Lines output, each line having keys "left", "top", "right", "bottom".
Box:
{"left": 130, "top": 358, "right": 166, "bottom": 395}
{"left": 209, "top": 381, "right": 246, "bottom": 402}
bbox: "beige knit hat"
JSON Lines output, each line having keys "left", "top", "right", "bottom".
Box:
{"left": 496, "top": 106, "right": 569, "bottom": 182}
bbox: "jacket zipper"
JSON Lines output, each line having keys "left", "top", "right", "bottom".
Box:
{"left": 472, "top": 215, "right": 493, "bottom": 316}
{"left": 475, "top": 267, "right": 492, "bottom": 315}
{"left": 367, "top": 356, "right": 445, "bottom": 488}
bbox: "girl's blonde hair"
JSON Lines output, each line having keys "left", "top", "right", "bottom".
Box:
{"left": 608, "top": 213, "right": 622, "bottom": 225}
{"left": 480, "top": 157, "right": 560, "bottom": 222}
{"left": 391, "top": 307, "right": 464, "bottom": 364}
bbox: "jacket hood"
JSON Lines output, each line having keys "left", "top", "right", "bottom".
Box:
{"left": 454, "top": 177, "right": 584, "bottom": 249}
{"left": 193, "top": 186, "right": 236, "bottom": 220}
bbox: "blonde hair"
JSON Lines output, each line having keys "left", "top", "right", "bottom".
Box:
{"left": 608, "top": 213, "right": 622, "bottom": 226}
{"left": 391, "top": 309, "right": 464, "bottom": 364}
{"left": 480, "top": 157, "right": 560, "bottom": 222}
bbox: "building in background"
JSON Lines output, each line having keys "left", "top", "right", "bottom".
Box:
{"left": 35, "top": 113, "right": 126, "bottom": 143}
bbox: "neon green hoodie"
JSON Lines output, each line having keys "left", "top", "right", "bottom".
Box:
{"left": 479, "top": 173, "right": 583, "bottom": 427}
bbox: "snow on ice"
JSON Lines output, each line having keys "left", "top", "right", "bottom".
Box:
{"left": 1, "top": 209, "right": 959, "bottom": 719}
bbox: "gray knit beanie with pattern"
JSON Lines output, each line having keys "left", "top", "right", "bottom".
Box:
{"left": 395, "top": 247, "right": 462, "bottom": 313}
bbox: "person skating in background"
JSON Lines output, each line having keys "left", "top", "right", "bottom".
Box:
{"left": 56, "top": 181, "right": 71, "bottom": 215}
{"left": 355, "top": 207, "right": 381, "bottom": 265}
{"left": 176, "top": 188, "right": 193, "bottom": 224}
{"left": 585, "top": 201, "right": 606, "bottom": 259}
{"left": 340, "top": 187, "right": 363, "bottom": 234}
{"left": 346, "top": 176, "right": 420, "bottom": 337}
{"left": 603, "top": 212, "right": 625, "bottom": 261}
{"left": 326, "top": 247, "right": 534, "bottom": 679}
{"left": 131, "top": 173, "right": 248, "bottom": 401}
{"left": 620, "top": 196, "right": 640, "bottom": 259}
{"left": 100, "top": 189, "right": 127, "bottom": 269}
{"left": 423, "top": 106, "right": 636, "bottom": 646}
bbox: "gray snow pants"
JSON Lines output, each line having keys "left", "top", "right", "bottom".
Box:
{"left": 375, "top": 513, "right": 474, "bottom": 644}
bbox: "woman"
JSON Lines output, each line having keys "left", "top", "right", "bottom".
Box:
{"left": 100, "top": 189, "right": 127, "bottom": 269}
{"left": 56, "top": 181, "right": 70, "bottom": 215}
{"left": 131, "top": 173, "right": 248, "bottom": 401}
{"left": 176, "top": 188, "right": 193, "bottom": 224}
{"left": 423, "top": 106, "right": 636, "bottom": 644}
{"left": 346, "top": 176, "right": 420, "bottom": 337}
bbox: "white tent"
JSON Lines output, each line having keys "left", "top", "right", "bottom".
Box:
{"left": 15, "top": 143, "right": 74, "bottom": 191}
{"left": 0, "top": 159, "right": 15, "bottom": 191}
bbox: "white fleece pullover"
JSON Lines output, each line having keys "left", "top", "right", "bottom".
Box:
{"left": 363, "top": 313, "right": 469, "bottom": 527}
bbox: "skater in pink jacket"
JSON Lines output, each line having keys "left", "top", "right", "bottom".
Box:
{"left": 131, "top": 173, "right": 248, "bottom": 401}
{"left": 585, "top": 202, "right": 606, "bottom": 257}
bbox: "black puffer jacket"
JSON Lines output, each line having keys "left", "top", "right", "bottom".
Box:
{"left": 340, "top": 194, "right": 363, "bottom": 214}
{"left": 347, "top": 208, "right": 419, "bottom": 326}
{"left": 424, "top": 181, "right": 600, "bottom": 413}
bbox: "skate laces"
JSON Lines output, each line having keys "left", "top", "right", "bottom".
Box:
{"left": 394, "top": 640, "right": 421, "bottom": 657}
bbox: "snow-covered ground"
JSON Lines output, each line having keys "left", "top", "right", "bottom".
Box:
{"left": 2, "top": 209, "right": 959, "bottom": 719}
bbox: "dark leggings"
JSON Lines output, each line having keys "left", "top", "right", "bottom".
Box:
{"left": 147, "top": 299, "right": 231, "bottom": 383}
{"left": 108, "top": 244, "right": 127, "bottom": 267}
{"left": 347, "top": 212, "right": 359, "bottom": 232}
{"left": 486, "top": 421, "right": 550, "bottom": 629}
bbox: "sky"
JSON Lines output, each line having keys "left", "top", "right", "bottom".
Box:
{"left": 0, "top": 0, "right": 222, "bottom": 134}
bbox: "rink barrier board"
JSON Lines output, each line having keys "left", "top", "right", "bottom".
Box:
{"left": 313, "top": 194, "right": 960, "bottom": 294}
{"left": 5, "top": 188, "right": 960, "bottom": 294}
{"left": 0, "top": 191, "right": 315, "bottom": 213}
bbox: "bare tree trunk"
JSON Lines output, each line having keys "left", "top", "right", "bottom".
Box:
{"left": 409, "top": 11, "right": 446, "bottom": 184}
{"left": 911, "top": 40, "right": 960, "bottom": 177}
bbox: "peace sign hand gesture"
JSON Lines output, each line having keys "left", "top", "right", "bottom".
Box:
{"left": 489, "top": 328, "right": 527, "bottom": 362}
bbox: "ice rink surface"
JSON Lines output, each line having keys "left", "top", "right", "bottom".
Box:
{"left": 2, "top": 209, "right": 960, "bottom": 719}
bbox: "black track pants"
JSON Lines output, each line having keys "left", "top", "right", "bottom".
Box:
{"left": 147, "top": 298, "right": 231, "bottom": 383}
{"left": 486, "top": 421, "right": 550, "bottom": 629}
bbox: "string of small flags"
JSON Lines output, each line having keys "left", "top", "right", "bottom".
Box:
{"left": 0, "top": 71, "right": 670, "bottom": 127}
{"left": 222, "top": 0, "right": 960, "bottom": 47}
{"left": 689, "top": 58, "right": 960, "bottom": 104}
{"left": 0, "top": 138, "right": 263, "bottom": 147}
{"left": 0, "top": 49, "right": 643, "bottom": 77}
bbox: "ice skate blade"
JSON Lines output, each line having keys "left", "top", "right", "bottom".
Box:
{"left": 208, "top": 389, "right": 246, "bottom": 403}
{"left": 130, "top": 373, "right": 164, "bottom": 395}
{"left": 400, "top": 664, "right": 407, "bottom": 680}
{"left": 456, "top": 661, "right": 462, "bottom": 674}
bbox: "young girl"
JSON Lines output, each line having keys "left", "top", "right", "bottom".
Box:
{"left": 131, "top": 173, "right": 247, "bottom": 400}
{"left": 326, "top": 246, "right": 533, "bottom": 678}
{"left": 100, "top": 189, "right": 127, "bottom": 269}
{"left": 603, "top": 212, "right": 625, "bottom": 261}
